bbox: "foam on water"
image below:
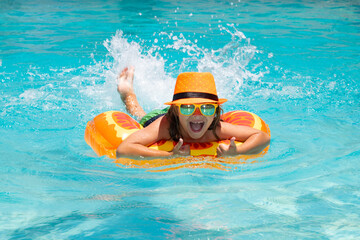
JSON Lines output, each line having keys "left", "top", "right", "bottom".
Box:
{"left": 3, "top": 25, "right": 266, "bottom": 118}
{"left": 86, "top": 25, "right": 267, "bottom": 113}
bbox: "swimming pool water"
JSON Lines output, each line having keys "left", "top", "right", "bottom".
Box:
{"left": 1, "top": 0, "right": 360, "bottom": 239}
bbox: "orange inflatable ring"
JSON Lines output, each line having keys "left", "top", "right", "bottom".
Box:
{"left": 84, "top": 110, "right": 270, "bottom": 159}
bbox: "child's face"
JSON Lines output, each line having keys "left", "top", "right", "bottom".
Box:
{"left": 176, "top": 103, "right": 216, "bottom": 140}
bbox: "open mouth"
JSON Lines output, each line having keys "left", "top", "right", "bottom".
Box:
{"left": 189, "top": 121, "right": 205, "bottom": 133}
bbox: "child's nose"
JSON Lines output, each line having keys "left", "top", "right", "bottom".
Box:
{"left": 193, "top": 107, "right": 202, "bottom": 115}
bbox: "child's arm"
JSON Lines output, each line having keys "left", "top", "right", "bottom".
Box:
{"left": 116, "top": 116, "right": 189, "bottom": 158}
{"left": 216, "top": 122, "right": 271, "bottom": 156}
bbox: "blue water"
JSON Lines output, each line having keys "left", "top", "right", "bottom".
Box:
{"left": 1, "top": 0, "right": 360, "bottom": 239}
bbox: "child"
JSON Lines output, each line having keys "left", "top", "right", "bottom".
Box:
{"left": 116, "top": 67, "right": 270, "bottom": 157}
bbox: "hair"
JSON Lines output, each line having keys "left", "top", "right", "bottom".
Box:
{"left": 165, "top": 104, "right": 223, "bottom": 141}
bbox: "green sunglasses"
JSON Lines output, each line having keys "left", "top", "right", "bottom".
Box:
{"left": 176, "top": 103, "right": 218, "bottom": 116}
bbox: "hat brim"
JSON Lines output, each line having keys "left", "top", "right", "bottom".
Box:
{"left": 164, "top": 98, "right": 227, "bottom": 105}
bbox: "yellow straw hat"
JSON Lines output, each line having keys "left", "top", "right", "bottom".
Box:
{"left": 164, "top": 72, "right": 227, "bottom": 105}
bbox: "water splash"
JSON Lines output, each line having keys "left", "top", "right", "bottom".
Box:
{"left": 95, "top": 25, "right": 265, "bottom": 112}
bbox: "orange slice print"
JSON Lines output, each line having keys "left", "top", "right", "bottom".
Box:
{"left": 150, "top": 139, "right": 172, "bottom": 147}
{"left": 186, "top": 142, "right": 214, "bottom": 150}
{"left": 221, "top": 111, "right": 255, "bottom": 127}
{"left": 113, "top": 112, "right": 141, "bottom": 130}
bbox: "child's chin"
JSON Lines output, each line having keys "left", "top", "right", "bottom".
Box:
{"left": 188, "top": 129, "right": 205, "bottom": 139}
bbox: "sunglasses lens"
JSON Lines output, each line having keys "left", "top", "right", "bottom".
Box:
{"left": 180, "top": 104, "right": 195, "bottom": 115}
{"left": 200, "top": 104, "right": 216, "bottom": 116}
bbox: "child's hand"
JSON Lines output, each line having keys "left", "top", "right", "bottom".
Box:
{"left": 216, "top": 137, "right": 238, "bottom": 156}
{"left": 172, "top": 138, "right": 190, "bottom": 156}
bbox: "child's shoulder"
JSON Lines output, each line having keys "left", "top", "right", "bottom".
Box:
{"left": 144, "top": 115, "right": 171, "bottom": 137}
{"left": 216, "top": 121, "right": 240, "bottom": 138}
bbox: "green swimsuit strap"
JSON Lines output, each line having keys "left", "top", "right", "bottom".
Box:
{"left": 139, "top": 107, "right": 170, "bottom": 127}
